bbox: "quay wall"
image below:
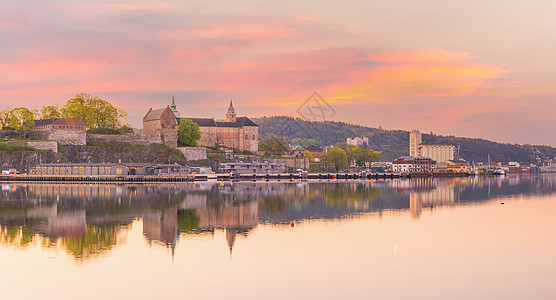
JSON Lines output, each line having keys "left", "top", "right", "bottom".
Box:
{"left": 232, "top": 155, "right": 309, "bottom": 171}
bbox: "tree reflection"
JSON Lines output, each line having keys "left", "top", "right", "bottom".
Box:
{"left": 64, "top": 224, "right": 122, "bottom": 259}
{"left": 177, "top": 209, "right": 200, "bottom": 233}
{"left": 0, "top": 176, "right": 555, "bottom": 261}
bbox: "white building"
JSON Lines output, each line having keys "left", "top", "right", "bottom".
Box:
{"left": 420, "top": 144, "right": 455, "bottom": 162}
{"left": 392, "top": 156, "right": 437, "bottom": 173}
{"left": 409, "top": 130, "right": 455, "bottom": 162}
{"left": 347, "top": 137, "right": 368, "bottom": 147}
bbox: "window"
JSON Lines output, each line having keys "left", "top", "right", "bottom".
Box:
{"left": 253, "top": 134, "right": 255, "bottom": 139}
{"left": 245, "top": 135, "right": 248, "bottom": 140}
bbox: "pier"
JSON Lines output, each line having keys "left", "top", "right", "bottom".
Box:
{"left": 0, "top": 171, "right": 473, "bottom": 183}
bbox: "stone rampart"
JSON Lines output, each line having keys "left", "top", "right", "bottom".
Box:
{"left": 0, "top": 130, "right": 20, "bottom": 139}
{"left": 7, "top": 140, "right": 58, "bottom": 153}
{"left": 178, "top": 147, "right": 207, "bottom": 161}
{"left": 26, "top": 141, "right": 58, "bottom": 152}
{"left": 87, "top": 133, "right": 163, "bottom": 145}
{"left": 30, "top": 129, "right": 86, "bottom": 145}
{"left": 160, "top": 128, "right": 177, "bottom": 148}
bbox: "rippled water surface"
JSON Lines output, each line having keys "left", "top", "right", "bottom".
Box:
{"left": 1, "top": 175, "right": 555, "bottom": 299}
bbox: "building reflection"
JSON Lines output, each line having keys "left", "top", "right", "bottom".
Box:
{"left": 1, "top": 175, "right": 555, "bottom": 261}
{"left": 407, "top": 179, "right": 456, "bottom": 219}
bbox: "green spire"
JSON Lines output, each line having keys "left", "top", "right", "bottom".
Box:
{"left": 170, "top": 94, "right": 177, "bottom": 112}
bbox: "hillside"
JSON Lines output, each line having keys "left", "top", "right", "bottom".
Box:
{"left": 253, "top": 116, "right": 556, "bottom": 163}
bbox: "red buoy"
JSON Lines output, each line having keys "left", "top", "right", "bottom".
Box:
{"left": 290, "top": 221, "right": 295, "bottom": 227}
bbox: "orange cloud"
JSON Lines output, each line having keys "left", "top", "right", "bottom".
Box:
{"left": 333, "top": 61, "right": 508, "bottom": 101}
{"left": 232, "top": 48, "right": 509, "bottom": 107}
{"left": 371, "top": 48, "right": 472, "bottom": 63}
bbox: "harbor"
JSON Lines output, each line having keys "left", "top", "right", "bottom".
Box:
{"left": 0, "top": 171, "right": 487, "bottom": 183}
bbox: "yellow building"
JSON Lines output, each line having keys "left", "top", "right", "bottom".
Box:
{"left": 437, "top": 160, "right": 473, "bottom": 173}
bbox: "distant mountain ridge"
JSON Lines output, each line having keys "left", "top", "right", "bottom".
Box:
{"left": 253, "top": 116, "right": 556, "bottom": 163}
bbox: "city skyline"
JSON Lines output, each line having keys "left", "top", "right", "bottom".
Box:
{"left": 2, "top": 1, "right": 556, "bottom": 146}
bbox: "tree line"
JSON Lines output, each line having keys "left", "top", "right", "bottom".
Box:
{"left": 254, "top": 116, "right": 556, "bottom": 164}
{"left": 0, "top": 93, "right": 129, "bottom": 133}
{"left": 259, "top": 134, "right": 381, "bottom": 171}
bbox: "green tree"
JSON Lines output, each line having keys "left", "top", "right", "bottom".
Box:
{"left": 61, "top": 93, "right": 94, "bottom": 125}
{"left": 350, "top": 146, "right": 365, "bottom": 166}
{"left": 260, "top": 134, "right": 288, "bottom": 156}
{"left": 61, "top": 93, "right": 127, "bottom": 130}
{"left": 117, "top": 125, "right": 134, "bottom": 134}
{"left": 177, "top": 118, "right": 201, "bottom": 146}
{"left": 0, "top": 108, "right": 11, "bottom": 129}
{"left": 8, "top": 107, "right": 35, "bottom": 133}
{"left": 348, "top": 146, "right": 381, "bottom": 166}
{"left": 304, "top": 150, "right": 315, "bottom": 162}
{"left": 40, "top": 105, "right": 61, "bottom": 119}
{"left": 326, "top": 147, "right": 348, "bottom": 171}
{"left": 367, "top": 149, "right": 381, "bottom": 162}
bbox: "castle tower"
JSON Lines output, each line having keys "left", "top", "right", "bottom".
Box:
{"left": 226, "top": 100, "right": 236, "bottom": 123}
{"left": 170, "top": 95, "right": 180, "bottom": 118}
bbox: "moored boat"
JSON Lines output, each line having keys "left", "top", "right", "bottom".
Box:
{"left": 493, "top": 168, "right": 505, "bottom": 175}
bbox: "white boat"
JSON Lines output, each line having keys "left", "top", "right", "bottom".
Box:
{"left": 493, "top": 168, "right": 505, "bottom": 175}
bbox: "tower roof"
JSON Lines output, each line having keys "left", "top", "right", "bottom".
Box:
{"left": 170, "top": 95, "right": 178, "bottom": 112}
{"left": 227, "top": 99, "right": 236, "bottom": 114}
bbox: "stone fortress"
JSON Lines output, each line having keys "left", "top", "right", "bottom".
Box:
{"left": 142, "top": 97, "right": 259, "bottom": 152}
{"left": 0, "top": 97, "right": 258, "bottom": 157}
{"left": 0, "top": 118, "right": 87, "bottom": 153}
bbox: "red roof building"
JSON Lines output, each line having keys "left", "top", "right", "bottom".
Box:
{"left": 392, "top": 156, "right": 437, "bottom": 173}
{"left": 34, "top": 118, "right": 86, "bottom": 131}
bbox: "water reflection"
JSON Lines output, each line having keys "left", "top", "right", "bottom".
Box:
{"left": 1, "top": 174, "right": 555, "bottom": 261}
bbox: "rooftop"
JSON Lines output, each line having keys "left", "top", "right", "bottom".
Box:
{"left": 236, "top": 117, "right": 258, "bottom": 127}
{"left": 143, "top": 107, "right": 170, "bottom": 121}
{"left": 216, "top": 121, "right": 243, "bottom": 128}
{"left": 305, "top": 145, "right": 322, "bottom": 151}
{"left": 182, "top": 118, "right": 217, "bottom": 127}
{"left": 34, "top": 118, "right": 86, "bottom": 127}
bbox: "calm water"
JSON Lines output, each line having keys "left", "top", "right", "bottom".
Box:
{"left": 1, "top": 175, "right": 555, "bottom": 299}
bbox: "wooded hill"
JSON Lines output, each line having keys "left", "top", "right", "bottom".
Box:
{"left": 253, "top": 116, "right": 556, "bottom": 163}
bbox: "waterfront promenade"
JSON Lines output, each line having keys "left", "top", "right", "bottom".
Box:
{"left": 0, "top": 171, "right": 477, "bottom": 183}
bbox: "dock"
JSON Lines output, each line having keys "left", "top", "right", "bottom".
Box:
{"left": 0, "top": 172, "right": 473, "bottom": 183}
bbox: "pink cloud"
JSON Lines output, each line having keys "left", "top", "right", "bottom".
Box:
{"left": 1, "top": 4, "right": 554, "bottom": 146}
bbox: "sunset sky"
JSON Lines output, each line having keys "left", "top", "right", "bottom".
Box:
{"left": 2, "top": 0, "right": 555, "bottom": 146}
